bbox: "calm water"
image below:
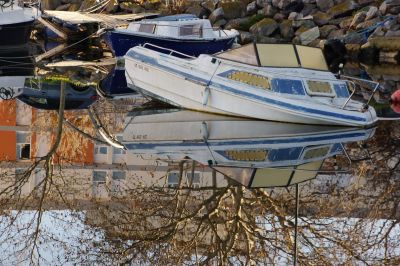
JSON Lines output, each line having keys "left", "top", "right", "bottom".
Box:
{"left": 0, "top": 44, "right": 399, "bottom": 265}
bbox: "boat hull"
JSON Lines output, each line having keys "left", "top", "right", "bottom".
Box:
{"left": 125, "top": 53, "right": 377, "bottom": 127}
{"left": 0, "top": 20, "right": 34, "bottom": 47}
{"left": 105, "top": 30, "right": 236, "bottom": 57}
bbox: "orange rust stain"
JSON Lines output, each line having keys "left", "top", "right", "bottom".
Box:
{"left": 0, "top": 131, "right": 16, "bottom": 161}
{"left": 0, "top": 100, "right": 16, "bottom": 161}
{"left": 0, "top": 100, "right": 16, "bottom": 126}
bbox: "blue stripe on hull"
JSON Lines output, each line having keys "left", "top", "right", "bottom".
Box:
{"left": 105, "top": 31, "right": 236, "bottom": 57}
{"left": 124, "top": 132, "right": 367, "bottom": 150}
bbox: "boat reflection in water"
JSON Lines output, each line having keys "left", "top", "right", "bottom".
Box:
{"left": 123, "top": 109, "right": 376, "bottom": 188}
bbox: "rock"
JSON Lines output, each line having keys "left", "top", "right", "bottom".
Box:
{"left": 391, "top": 24, "right": 400, "bottom": 31}
{"left": 339, "top": 17, "right": 353, "bottom": 29}
{"left": 379, "top": 2, "right": 388, "bottom": 15}
{"left": 186, "top": 5, "right": 210, "bottom": 18}
{"left": 292, "top": 19, "right": 316, "bottom": 28}
{"left": 349, "top": 11, "right": 366, "bottom": 29}
{"left": 355, "top": 17, "right": 380, "bottom": 30}
{"left": 213, "top": 19, "right": 227, "bottom": 28}
{"left": 42, "top": 0, "right": 62, "bottom": 9}
{"left": 273, "top": 12, "right": 286, "bottom": 22}
{"left": 320, "top": 24, "right": 338, "bottom": 38}
{"left": 388, "top": 5, "right": 400, "bottom": 13}
{"left": 272, "top": 0, "right": 291, "bottom": 9}
{"left": 221, "top": 1, "right": 246, "bottom": 20}
{"left": 247, "top": 1, "right": 258, "bottom": 15}
{"left": 201, "top": 0, "right": 217, "bottom": 12}
{"left": 280, "top": 19, "right": 295, "bottom": 40}
{"left": 225, "top": 14, "right": 265, "bottom": 31}
{"left": 257, "top": 36, "right": 285, "bottom": 43}
{"left": 312, "top": 11, "right": 333, "bottom": 26}
{"left": 283, "top": 1, "right": 305, "bottom": 15}
{"left": 342, "top": 32, "right": 367, "bottom": 44}
{"left": 386, "top": 0, "right": 400, "bottom": 5}
{"left": 370, "top": 26, "right": 386, "bottom": 37}
{"left": 260, "top": 4, "right": 278, "bottom": 17}
{"left": 357, "top": 0, "right": 375, "bottom": 6}
{"left": 327, "top": 0, "right": 358, "bottom": 18}
{"left": 256, "top": 0, "right": 271, "bottom": 8}
{"left": 365, "top": 6, "right": 378, "bottom": 20}
{"left": 316, "top": 0, "right": 334, "bottom": 11}
{"left": 119, "top": 2, "right": 145, "bottom": 13}
{"left": 249, "top": 18, "right": 279, "bottom": 37}
{"left": 288, "top": 12, "right": 303, "bottom": 20}
{"left": 238, "top": 30, "right": 255, "bottom": 44}
{"left": 55, "top": 3, "right": 70, "bottom": 10}
{"left": 299, "top": 26, "right": 320, "bottom": 45}
{"left": 209, "top": 7, "right": 224, "bottom": 24}
{"left": 385, "top": 30, "right": 400, "bottom": 37}
{"left": 328, "top": 16, "right": 351, "bottom": 26}
{"left": 327, "top": 29, "right": 346, "bottom": 39}
{"left": 301, "top": 4, "right": 317, "bottom": 16}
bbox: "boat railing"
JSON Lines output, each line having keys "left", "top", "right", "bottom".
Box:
{"left": 0, "top": 0, "right": 15, "bottom": 10}
{"left": 339, "top": 75, "right": 380, "bottom": 110}
{"left": 142, "top": 43, "right": 196, "bottom": 59}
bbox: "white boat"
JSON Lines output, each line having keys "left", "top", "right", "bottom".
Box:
{"left": 124, "top": 43, "right": 379, "bottom": 127}
{"left": 122, "top": 109, "right": 376, "bottom": 169}
{"left": 0, "top": 0, "right": 40, "bottom": 47}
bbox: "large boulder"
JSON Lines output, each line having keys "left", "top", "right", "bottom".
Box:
{"left": 247, "top": 1, "right": 258, "bottom": 15}
{"left": 316, "top": 0, "right": 334, "bottom": 11}
{"left": 327, "top": 29, "right": 346, "bottom": 39}
{"left": 256, "top": 0, "right": 271, "bottom": 8}
{"left": 280, "top": 19, "right": 295, "bottom": 40}
{"left": 349, "top": 11, "right": 366, "bottom": 29}
{"left": 299, "top": 26, "right": 320, "bottom": 45}
{"left": 225, "top": 14, "right": 265, "bottom": 31}
{"left": 320, "top": 24, "right": 339, "bottom": 38}
{"left": 259, "top": 4, "right": 278, "bottom": 17}
{"left": 238, "top": 30, "right": 255, "bottom": 44}
{"left": 249, "top": 18, "right": 279, "bottom": 37}
{"left": 365, "top": 6, "right": 379, "bottom": 21}
{"left": 209, "top": 7, "right": 224, "bottom": 24}
{"left": 220, "top": 1, "right": 246, "bottom": 20}
{"left": 327, "top": 0, "right": 358, "bottom": 18}
{"left": 272, "top": 0, "right": 291, "bottom": 9}
{"left": 355, "top": 17, "right": 380, "bottom": 30}
{"left": 292, "top": 19, "right": 316, "bottom": 28}
{"left": 301, "top": 4, "right": 317, "bottom": 16}
{"left": 42, "top": 0, "right": 62, "bottom": 10}
{"left": 119, "top": 2, "right": 145, "bottom": 13}
{"left": 186, "top": 4, "right": 210, "bottom": 18}
{"left": 312, "top": 11, "right": 333, "bottom": 26}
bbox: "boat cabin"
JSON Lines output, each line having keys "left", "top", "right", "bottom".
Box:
{"left": 215, "top": 43, "right": 351, "bottom": 100}
{"left": 127, "top": 14, "right": 223, "bottom": 39}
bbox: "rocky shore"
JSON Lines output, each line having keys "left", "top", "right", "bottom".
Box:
{"left": 40, "top": 0, "right": 400, "bottom": 66}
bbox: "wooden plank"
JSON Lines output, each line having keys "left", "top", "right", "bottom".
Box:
{"left": 45, "top": 58, "right": 116, "bottom": 67}
{"left": 43, "top": 10, "right": 101, "bottom": 24}
{"left": 35, "top": 43, "right": 68, "bottom": 63}
{"left": 37, "top": 17, "right": 68, "bottom": 40}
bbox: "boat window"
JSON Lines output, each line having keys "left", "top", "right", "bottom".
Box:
{"left": 296, "top": 45, "right": 328, "bottom": 71}
{"left": 227, "top": 71, "right": 270, "bottom": 90}
{"left": 256, "top": 44, "right": 299, "bottom": 68}
{"left": 179, "top": 24, "right": 202, "bottom": 37}
{"left": 289, "top": 160, "right": 323, "bottom": 185}
{"left": 306, "top": 80, "right": 334, "bottom": 96}
{"left": 225, "top": 149, "right": 268, "bottom": 161}
{"left": 302, "top": 146, "right": 330, "bottom": 160}
{"left": 138, "top": 23, "right": 156, "bottom": 34}
{"left": 271, "top": 79, "right": 305, "bottom": 95}
{"left": 216, "top": 44, "right": 259, "bottom": 65}
{"left": 268, "top": 147, "right": 303, "bottom": 162}
{"left": 252, "top": 168, "right": 294, "bottom": 187}
{"left": 333, "top": 83, "right": 350, "bottom": 98}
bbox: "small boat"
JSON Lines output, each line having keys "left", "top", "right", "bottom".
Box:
{"left": 124, "top": 43, "right": 379, "bottom": 127}
{"left": 0, "top": 0, "right": 39, "bottom": 48}
{"left": 105, "top": 14, "right": 239, "bottom": 57}
{"left": 122, "top": 109, "right": 376, "bottom": 168}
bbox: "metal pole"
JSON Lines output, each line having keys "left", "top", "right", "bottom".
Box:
{"left": 294, "top": 183, "right": 299, "bottom": 266}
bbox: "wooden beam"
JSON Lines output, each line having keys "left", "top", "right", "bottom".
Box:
{"left": 37, "top": 17, "right": 68, "bottom": 40}
{"left": 35, "top": 43, "right": 68, "bottom": 63}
